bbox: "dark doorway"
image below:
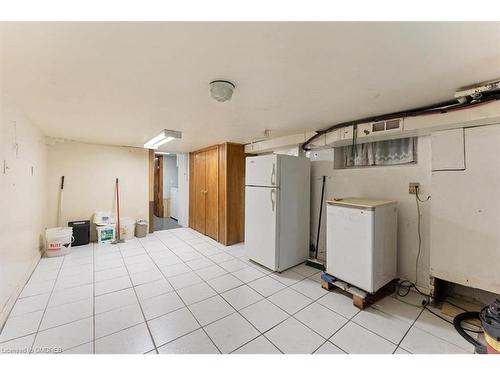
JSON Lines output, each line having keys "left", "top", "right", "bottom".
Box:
{"left": 153, "top": 153, "right": 181, "bottom": 231}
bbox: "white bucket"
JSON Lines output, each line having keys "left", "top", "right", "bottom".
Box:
{"left": 120, "top": 217, "right": 135, "bottom": 241}
{"left": 45, "top": 227, "right": 73, "bottom": 257}
{"left": 96, "top": 225, "right": 115, "bottom": 244}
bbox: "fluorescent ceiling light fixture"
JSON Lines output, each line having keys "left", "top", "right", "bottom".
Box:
{"left": 155, "top": 152, "right": 172, "bottom": 155}
{"left": 144, "top": 129, "right": 181, "bottom": 149}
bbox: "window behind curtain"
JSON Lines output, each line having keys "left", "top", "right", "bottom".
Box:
{"left": 343, "top": 137, "right": 416, "bottom": 168}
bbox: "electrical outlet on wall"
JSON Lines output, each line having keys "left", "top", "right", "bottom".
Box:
{"left": 409, "top": 182, "right": 420, "bottom": 195}
{"left": 3, "top": 160, "right": 10, "bottom": 174}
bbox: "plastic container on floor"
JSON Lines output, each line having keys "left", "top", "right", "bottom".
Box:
{"left": 135, "top": 220, "right": 148, "bottom": 238}
{"left": 45, "top": 227, "right": 73, "bottom": 257}
{"left": 96, "top": 224, "right": 115, "bottom": 244}
{"left": 120, "top": 217, "right": 135, "bottom": 240}
{"left": 93, "top": 211, "right": 115, "bottom": 226}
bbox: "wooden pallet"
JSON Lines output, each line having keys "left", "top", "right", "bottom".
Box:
{"left": 320, "top": 273, "right": 398, "bottom": 310}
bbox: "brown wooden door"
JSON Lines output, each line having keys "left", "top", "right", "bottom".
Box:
{"left": 153, "top": 155, "right": 164, "bottom": 217}
{"left": 204, "top": 147, "right": 219, "bottom": 240}
{"left": 193, "top": 151, "right": 206, "bottom": 234}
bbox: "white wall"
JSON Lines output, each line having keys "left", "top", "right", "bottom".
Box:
{"left": 163, "top": 155, "right": 178, "bottom": 199}
{"left": 46, "top": 142, "right": 149, "bottom": 239}
{"left": 309, "top": 136, "right": 432, "bottom": 289}
{"left": 0, "top": 93, "right": 47, "bottom": 325}
{"left": 176, "top": 153, "right": 189, "bottom": 227}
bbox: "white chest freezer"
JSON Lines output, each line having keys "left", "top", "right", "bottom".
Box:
{"left": 326, "top": 198, "right": 398, "bottom": 293}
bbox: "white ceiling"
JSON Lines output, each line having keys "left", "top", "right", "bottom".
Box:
{"left": 1, "top": 22, "right": 499, "bottom": 152}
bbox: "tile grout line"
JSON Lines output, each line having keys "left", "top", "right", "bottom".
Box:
{"left": 7, "top": 227, "right": 437, "bottom": 355}
{"left": 2, "top": 250, "right": 96, "bottom": 351}
{"left": 2, "top": 230, "right": 306, "bottom": 353}
{"left": 319, "top": 305, "right": 363, "bottom": 354}
{"left": 1, "top": 252, "right": 98, "bottom": 349}
{"left": 341, "top": 291, "right": 433, "bottom": 353}
{"left": 85, "top": 279, "right": 291, "bottom": 354}
{"left": 391, "top": 306, "right": 425, "bottom": 354}
{"left": 154, "top": 229, "right": 336, "bottom": 353}
{"left": 36, "top": 269, "right": 414, "bottom": 354}
{"left": 255, "top": 283, "right": 342, "bottom": 354}
{"left": 90, "top": 262, "right": 304, "bottom": 328}
{"left": 146, "top": 232, "right": 223, "bottom": 354}
{"left": 406, "top": 305, "right": 475, "bottom": 353}
{"left": 0, "top": 252, "right": 55, "bottom": 333}
{"left": 56, "top": 246, "right": 96, "bottom": 354}
{"left": 29, "top": 255, "right": 66, "bottom": 353}
{"left": 156, "top": 229, "right": 272, "bottom": 353}
{"left": 318, "top": 293, "right": 426, "bottom": 354}
{"left": 3, "top": 229, "right": 333, "bottom": 354}
{"left": 170, "top": 231, "right": 284, "bottom": 354}
{"left": 222, "top": 268, "right": 334, "bottom": 354}
{"left": 120, "top": 230, "right": 346, "bottom": 353}
{"left": 116, "top": 241, "right": 161, "bottom": 354}
{"left": 157, "top": 229, "right": 322, "bottom": 354}
{"left": 228, "top": 333, "right": 283, "bottom": 354}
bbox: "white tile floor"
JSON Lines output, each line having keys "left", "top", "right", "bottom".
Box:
{"left": 0, "top": 227, "right": 476, "bottom": 354}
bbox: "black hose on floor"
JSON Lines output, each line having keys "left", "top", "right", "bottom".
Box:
{"left": 453, "top": 311, "right": 487, "bottom": 354}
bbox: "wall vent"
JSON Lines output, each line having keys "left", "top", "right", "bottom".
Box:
{"left": 385, "top": 119, "right": 401, "bottom": 130}
{"left": 357, "top": 118, "right": 403, "bottom": 139}
{"left": 371, "top": 118, "right": 402, "bottom": 132}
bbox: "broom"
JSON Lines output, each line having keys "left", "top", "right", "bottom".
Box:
{"left": 112, "top": 178, "right": 125, "bottom": 244}
{"left": 57, "top": 176, "right": 65, "bottom": 227}
{"left": 305, "top": 175, "right": 326, "bottom": 271}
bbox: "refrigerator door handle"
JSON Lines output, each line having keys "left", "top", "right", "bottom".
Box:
{"left": 271, "top": 163, "right": 276, "bottom": 186}
{"left": 270, "top": 189, "right": 276, "bottom": 211}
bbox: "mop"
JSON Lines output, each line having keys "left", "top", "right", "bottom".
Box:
{"left": 305, "top": 175, "right": 326, "bottom": 271}
{"left": 112, "top": 178, "right": 125, "bottom": 244}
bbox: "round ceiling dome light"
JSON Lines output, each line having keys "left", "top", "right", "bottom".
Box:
{"left": 209, "top": 80, "right": 235, "bottom": 102}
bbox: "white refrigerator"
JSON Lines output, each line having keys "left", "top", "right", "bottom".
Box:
{"left": 326, "top": 198, "right": 397, "bottom": 293}
{"left": 170, "top": 187, "right": 178, "bottom": 220}
{"left": 245, "top": 154, "right": 310, "bottom": 272}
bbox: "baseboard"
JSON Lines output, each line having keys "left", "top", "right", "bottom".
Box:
{"left": 0, "top": 254, "right": 41, "bottom": 330}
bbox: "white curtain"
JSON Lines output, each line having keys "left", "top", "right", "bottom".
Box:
{"left": 344, "top": 137, "right": 415, "bottom": 167}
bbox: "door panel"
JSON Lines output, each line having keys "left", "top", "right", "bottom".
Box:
{"left": 153, "top": 156, "right": 164, "bottom": 217}
{"left": 245, "top": 154, "right": 278, "bottom": 187}
{"left": 244, "top": 186, "right": 277, "bottom": 270}
{"left": 204, "top": 148, "right": 219, "bottom": 240}
{"left": 193, "top": 152, "right": 206, "bottom": 234}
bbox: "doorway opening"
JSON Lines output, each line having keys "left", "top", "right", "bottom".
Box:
{"left": 153, "top": 152, "right": 182, "bottom": 231}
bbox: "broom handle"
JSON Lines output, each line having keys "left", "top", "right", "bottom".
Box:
{"left": 58, "top": 176, "right": 65, "bottom": 227}
{"left": 116, "top": 178, "right": 120, "bottom": 241}
{"left": 315, "top": 176, "right": 326, "bottom": 259}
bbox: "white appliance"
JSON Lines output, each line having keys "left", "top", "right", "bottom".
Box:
{"left": 170, "top": 187, "right": 179, "bottom": 220}
{"left": 245, "top": 154, "right": 310, "bottom": 272}
{"left": 430, "top": 124, "right": 500, "bottom": 294}
{"left": 326, "top": 198, "right": 397, "bottom": 293}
